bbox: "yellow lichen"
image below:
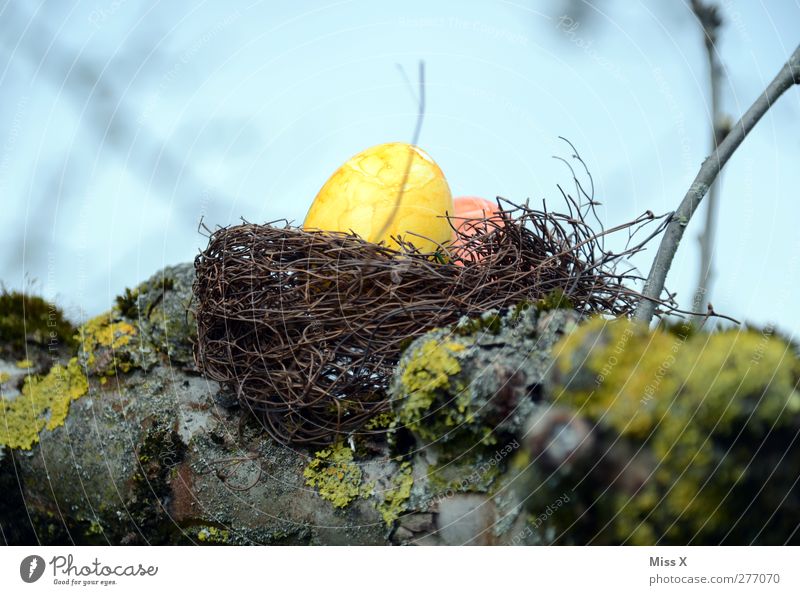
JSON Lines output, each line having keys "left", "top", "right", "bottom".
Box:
{"left": 396, "top": 339, "right": 467, "bottom": 440}
{"left": 0, "top": 358, "right": 89, "bottom": 450}
{"left": 77, "top": 313, "right": 137, "bottom": 371}
{"left": 303, "top": 442, "right": 363, "bottom": 508}
{"left": 15, "top": 359, "right": 34, "bottom": 369}
{"left": 377, "top": 461, "right": 414, "bottom": 526}
{"left": 552, "top": 318, "right": 671, "bottom": 439}
{"left": 364, "top": 411, "right": 395, "bottom": 430}
{"left": 551, "top": 318, "right": 800, "bottom": 544}
{"left": 0, "top": 372, "right": 10, "bottom": 384}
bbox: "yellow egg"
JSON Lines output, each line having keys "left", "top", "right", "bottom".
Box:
{"left": 303, "top": 142, "right": 453, "bottom": 253}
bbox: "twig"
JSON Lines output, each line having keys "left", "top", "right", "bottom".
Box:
{"left": 690, "top": 0, "right": 729, "bottom": 323}
{"left": 634, "top": 43, "right": 800, "bottom": 323}
{"left": 370, "top": 61, "right": 426, "bottom": 244}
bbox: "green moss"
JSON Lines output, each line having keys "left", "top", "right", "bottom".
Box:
{"left": 364, "top": 411, "right": 395, "bottom": 431}
{"left": 397, "top": 336, "right": 416, "bottom": 355}
{"left": 0, "top": 290, "right": 77, "bottom": 357}
{"left": 509, "top": 300, "right": 534, "bottom": 323}
{"left": 454, "top": 311, "right": 503, "bottom": 336}
{"left": 86, "top": 520, "right": 104, "bottom": 536}
{"left": 552, "top": 318, "right": 666, "bottom": 439}
{"left": 549, "top": 318, "right": 800, "bottom": 544}
{"left": 197, "top": 526, "right": 230, "bottom": 543}
{"left": 535, "top": 288, "right": 574, "bottom": 312}
{"left": 657, "top": 318, "right": 700, "bottom": 339}
{"left": 426, "top": 441, "right": 507, "bottom": 498}
{"left": 303, "top": 442, "right": 363, "bottom": 508}
{"left": 0, "top": 357, "right": 89, "bottom": 450}
{"left": 76, "top": 266, "right": 196, "bottom": 376}
{"left": 115, "top": 287, "right": 140, "bottom": 318}
{"left": 392, "top": 304, "right": 567, "bottom": 447}
{"left": 120, "top": 266, "right": 195, "bottom": 367}
{"left": 508, "top": 449, "right": 530, "bottom": 472}
{"left": 128, "top": 425, "right": 186, "bottom": 541}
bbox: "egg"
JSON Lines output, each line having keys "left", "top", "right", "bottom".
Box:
{"left": 450, "top": 196, "right": 503, "bottom": 263}
{"left": 303, "top": 142, "right": 453, "bottom": 253}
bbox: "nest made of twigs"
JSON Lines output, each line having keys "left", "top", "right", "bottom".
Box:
{"left": 193, "top": 198, "right": 664, "bottom": 446}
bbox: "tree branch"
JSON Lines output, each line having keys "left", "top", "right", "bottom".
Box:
{"left": 634, "top": 43, "right": 800, "bottom": 323}
{"left": 370, "top": 61, "right": 426, "bottom": 244}
{"left": 690, "top": 0, "right": 728, "bottom": 323}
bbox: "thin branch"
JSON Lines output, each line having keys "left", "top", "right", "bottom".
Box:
{"left": 634, "top": 43, "right": 800, "bottom": 323}
{"left": 690, "top": 0, "right": 729, "bottom": 323}
{"left": 370, "top": 61, "right": 426, "bottom": 244}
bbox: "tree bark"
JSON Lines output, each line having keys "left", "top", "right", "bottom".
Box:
{"left": 3, "top": 264, "right": 800, "bottom": 545}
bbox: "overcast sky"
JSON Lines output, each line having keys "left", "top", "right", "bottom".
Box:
{"left": 1, "top": 0, "right": 799, "bottom": 336}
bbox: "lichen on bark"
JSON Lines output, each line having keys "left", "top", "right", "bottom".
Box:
{"left": 538, "top": 318, "right": 800, "bottom": 544}
{"left": 0, "top": 357, "right": 88, "bottom": 450}
{"left": 3, "top": 262, "right": 800, "bottom": 546}
{"left": 303, "top": 442, "right": 364, "bottom": 508}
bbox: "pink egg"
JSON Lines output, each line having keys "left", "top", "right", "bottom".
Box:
{"left": 450, "top": 196, "right": 503, "bottom": 264}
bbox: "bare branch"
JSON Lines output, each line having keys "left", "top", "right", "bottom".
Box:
{"left": 370, "top": 61, "right": 426, "bottom": 244}
{"left": 634, "top": 43, "right": 800, "bottom": 323}
{"left": 690, "top": 0, "right": 728, "bottom": 323}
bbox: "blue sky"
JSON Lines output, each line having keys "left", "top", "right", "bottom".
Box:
{"left": 1, "top": 0, "right": 799, "bottom": 335}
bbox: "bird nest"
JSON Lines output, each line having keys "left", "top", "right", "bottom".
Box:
{"left": 193, "top": 198, "right": 666, "bottom": 446}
